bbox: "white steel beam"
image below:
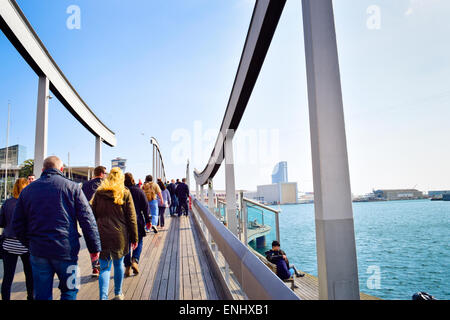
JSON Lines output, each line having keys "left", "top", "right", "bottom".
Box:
{"left": 302, "top": 0, "right": 360, "bottom": 300}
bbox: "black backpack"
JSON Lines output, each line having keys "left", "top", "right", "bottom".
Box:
{"left": 412, "top": 292, "right": 436, "bottom": 300}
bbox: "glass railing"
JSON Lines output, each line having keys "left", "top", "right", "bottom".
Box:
{"left": 242, "top": 198, "right": 280, "bottom": 256}
{"left": 209, "top": 196, "right": 280, "bottom": 256}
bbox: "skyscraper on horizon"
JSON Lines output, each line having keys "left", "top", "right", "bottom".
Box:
{"left": 271, "top": 161, "right": 288, "bottom": 184}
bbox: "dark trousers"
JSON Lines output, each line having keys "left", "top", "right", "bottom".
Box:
{"left": 1, "top": 251, "right": 34, "bottom": 300}
{"left": 170, "top": 195, "right": 178, "bottom": 215}
{"left": 158, "top": 206, "right": 166, "bottom": 227}
{"left": 177, "top": 198, "right": 189, "bottom": 216}
{"left": 124, "top": 236, "right": 144, "bottom": 267}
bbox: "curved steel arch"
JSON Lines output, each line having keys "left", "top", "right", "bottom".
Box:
{"left": 193, "top": 0, "right": 286, "bottom": 186}
{"left": 0, "top": 0, "right": 116, "bottom": 146}
{"left": 150, "top": 137, "right": 166, "bottom": 182}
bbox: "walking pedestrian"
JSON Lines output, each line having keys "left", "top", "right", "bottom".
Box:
{"left": 0, "top": 178, "right": 33, "bottom": 300}
{"left": 82, "top": 165, "right": 107, "bottom": 278}
{"left": 142, "top": 175, "right": 163, "bottom": 233}
{"left": 167, "top": 179, "right": 178, "bottom": 217}
{"left": 124, "top": 172, "right": 151, "bottom": 277}
{"left": 90, "top": 167, "right": 138, "bottom": 300}
{"left": 157, "top": 179, "right": 171, "bottom": 229}
{"left": 175, "top": 178, "right": 190, "bottom": 217}
{"left": 12, "top": 156, "right": 101, "bottom": 300}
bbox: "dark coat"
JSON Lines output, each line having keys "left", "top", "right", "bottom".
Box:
{"left": 82, "top": 177, "right": 102, "bottom": 203}
{"left": 127, "top": 185, "right": 150, "bottom": 239}
{"left": 167, "top": 183, "right": 177, "bottom": 197}
{"left": 265, "top": 249, "right": 291, "bottom": 280}
{"left": 12, "top": 168, "right": 101, "bottom": 260}
{"left": 91, "top": 188, "right": 138, "bottom": 260}
{"left": 175, "top": 182, "right": 189, "bottom": 201}
{"left": 0, "top": 197, "right": 19, "bottom": 239}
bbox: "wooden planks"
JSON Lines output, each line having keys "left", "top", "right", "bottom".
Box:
{"left": 2, "top": 211, "right": 224, "bottom": 300}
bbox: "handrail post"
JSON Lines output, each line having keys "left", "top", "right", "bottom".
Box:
{"left": 243, "top": 199, "right": 248, "bottom": 246}
{"left": 208, "top": 178, "right": 214, "bottom": 210}
{"left": 33, "top": 76, "right": 49, "bottom": 177}
{"left": 200, "top": 184, "right": 205, "bottom": 205}
{"left": 302, "top": 0, "right": 360, "bottom": 300}
{"left": 95, "top": 136, "right": 102, "bottom": 167}
{"left": 224, "top": 130, "right": 238, "bottom": 237}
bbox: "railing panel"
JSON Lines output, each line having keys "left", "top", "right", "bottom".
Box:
{"left": 192, "top": 196, "right": 299, "bottom": 300}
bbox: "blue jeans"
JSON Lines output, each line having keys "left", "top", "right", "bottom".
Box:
{"left": 170, "top": 195, "right": 178, "bottom": 215}
{"left": 99, "top": 257, "right": 125, "bottom": 300}
{"left": 124, "top": 237, "right": 143, "bottom": 267}
{"left": 30, "top": 255, "right": 79, "bottom": 300}
{"left": 149, "top": 200, "right": 159, "bottom": 226}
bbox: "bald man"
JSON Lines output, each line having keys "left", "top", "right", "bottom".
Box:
{"left": 12, "top": 156, "right": 101, "bottom": 300}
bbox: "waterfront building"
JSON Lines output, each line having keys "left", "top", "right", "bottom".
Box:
{"left": 428, "top": 190, "right": 450, "bottom": 197}
{"left": 111, "top": 157, "right": 127, "bottom": 172}
{"left": 271, "top": 161, "right": 288, "bottom": 184}
{"left": 0, "top": 144, "right": 27, "bottom": 182}
{"left": 373, "top": 189, "right": 424, "bottom": 201}
{"left": 246, "top": 162, "right": 298, "bottom": 205}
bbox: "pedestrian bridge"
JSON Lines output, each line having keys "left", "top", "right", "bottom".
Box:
{"left": 0, "top": 205, "right": 378, "bottom": 300}
{"left": 1, "top": 0, "right": 378, "bottom": 300}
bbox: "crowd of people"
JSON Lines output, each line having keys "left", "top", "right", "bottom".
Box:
{"left": 0, "top": 155, "right": 190, "bottom": 300}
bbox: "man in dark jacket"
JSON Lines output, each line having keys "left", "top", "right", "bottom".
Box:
{"left": 82, "top": 165, "right": 106, "bottom": 202}
{"left": 175, "top": 178, "right": 190, "bottom": 217}
{"left": 265, "top": 241, "right": 304, "bottom": 280}
{"left": 167, "top": 179, "right": 178, "bottom": 217}
{"left": 124, "top": 172, "right": 151, "bottom": 276}
{"left": 81, "top": 165, "right": 106, "bottom": 277}
{"left": 12, "top": 156, "right": 101, "bottom": 300}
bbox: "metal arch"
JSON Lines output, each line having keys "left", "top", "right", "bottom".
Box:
{"left": 193, "top": 0, "right": 286, "bottom": 186}
{"left": 150, "top": 137, "right": 166, "bottom": 181}
{"left": 0, "top": 0, "right": 116, "bottom": 146}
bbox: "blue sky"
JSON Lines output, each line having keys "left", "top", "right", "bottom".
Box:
{"left": 1, "top": 0, "right": 450, "bottom": 194}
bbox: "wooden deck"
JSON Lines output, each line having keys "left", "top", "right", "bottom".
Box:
{"left": 0, "top": 213, "right": 225, "bottom": 300}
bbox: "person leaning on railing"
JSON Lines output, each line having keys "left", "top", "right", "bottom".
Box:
{"left": 265, "top": 240, "right": 304, "bottom": 280}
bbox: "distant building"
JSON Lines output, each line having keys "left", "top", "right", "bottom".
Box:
{"left": 63, "top": 166, "right": 95, "bottom": 184}
{"left": 246, "top": 161, "right": 298, "bottom": 205}
{"left": 373, "top": 189, "right": 424, "bottom": 201}
{"left": 255, "top": 182, "right": 298, "bottom": 205}
{"left": 111, "top": 157, "right": 127, "bottom": 172}
{"left": 0, "top": 144, "right": 27, "bottom": 180}
{"left": 428, "top": 190, "right": 450, "bottom": 197}
{"left": 271, "top": 161, "right": 288, "bottom": 184}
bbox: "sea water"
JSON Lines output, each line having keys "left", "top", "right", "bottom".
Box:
{"left": 272, "top": 200, "right": 449, "bottom": 300}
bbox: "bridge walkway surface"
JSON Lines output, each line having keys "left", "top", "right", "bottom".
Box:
{"left": 0, "top": 213, "right": 226, "bottom": 300}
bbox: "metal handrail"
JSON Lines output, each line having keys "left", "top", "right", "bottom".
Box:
{"left": 191, "top": 196, "right": 299, "bottom": 300}
{"left": 150, "top": 137, "right": 166, "bottom": 182}
{"left": 243, "top": 197, "right": 280, "bottom": 214}
{"left": 193, "top": 0, "right": 286, "bottom": 186}
{"left": 0, "top": 0, "right": 116, "bottom": 146}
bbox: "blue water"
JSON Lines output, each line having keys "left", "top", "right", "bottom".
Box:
{"left": 270, "top": 200, "right": 449, "bottom": 300}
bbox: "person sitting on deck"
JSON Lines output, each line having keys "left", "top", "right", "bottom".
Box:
{"left": 265, "top": 240, "right": 304, "bottom": 280}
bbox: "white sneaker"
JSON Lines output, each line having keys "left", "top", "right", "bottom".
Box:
{"left": 112, "top": 293, "right": 125, "bottom": 300}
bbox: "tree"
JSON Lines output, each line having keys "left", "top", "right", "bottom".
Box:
{"left": 19, "top": 159, "right": 34, "bottom": 178}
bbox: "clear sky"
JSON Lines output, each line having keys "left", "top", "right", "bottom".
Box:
{"left": 1, "top": 0, "right": 450, "bottom": 195}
